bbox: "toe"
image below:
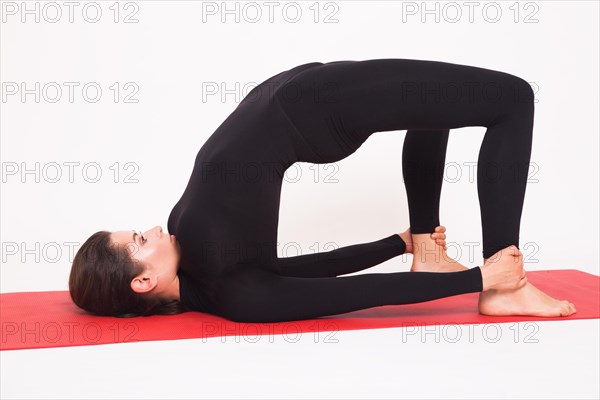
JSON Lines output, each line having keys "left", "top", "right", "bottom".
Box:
{"left": 559, "top": 301, "right": 572, "bottom": 316}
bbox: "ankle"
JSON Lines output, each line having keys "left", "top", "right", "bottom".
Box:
{"left": 412, "top": 240, "right": 446, "bottom": 261}
{"left": 411, "top": 232, "right": 442, "bottom": 250}
{"left": 411, "top": 232, "right": 435, "bottom": 242}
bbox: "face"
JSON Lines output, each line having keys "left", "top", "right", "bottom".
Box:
{"left": 110, "top": 226, "right": 181, "bottom": 296}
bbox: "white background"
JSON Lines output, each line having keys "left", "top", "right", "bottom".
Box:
{"left": 1, "top": 1, "right": 599, "bottom": 399}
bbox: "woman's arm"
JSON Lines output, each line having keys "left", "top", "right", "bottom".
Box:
{"left": 274, "top": 233, "right": 406, "bottom": 278}
{"left": 216, "top": 265, "right": 483, "bottom": 323}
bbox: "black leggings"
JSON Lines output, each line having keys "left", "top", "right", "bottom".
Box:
{"left": 276, "top": 58, "right": 535, "bottom": 260}
{"left": 203, "top": 59, "right": 534, "bottom": 323}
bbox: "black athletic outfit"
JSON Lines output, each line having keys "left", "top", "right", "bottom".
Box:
{"left": 168, "top": 59, "right": 534, "bottom": 323}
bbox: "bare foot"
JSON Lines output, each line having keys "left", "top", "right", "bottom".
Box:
{"left": 409, "top": 225, "right": 469, "bottom": 272}
{"left": 478, "top": 245, "right": 576, "bottom": 317}
{"left": 479, "top": 260, "right": 577, "bottom": 319}
{"left": 479, "top": 283, "right": 577, "bottom": 317}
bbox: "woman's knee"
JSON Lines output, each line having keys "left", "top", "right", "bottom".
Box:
{"left": 496, "top": 72, "right": 535, "bottom": 113}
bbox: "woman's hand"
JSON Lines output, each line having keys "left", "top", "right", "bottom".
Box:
{"left": 431, "top": 225, "right": 447, "bottom": 251}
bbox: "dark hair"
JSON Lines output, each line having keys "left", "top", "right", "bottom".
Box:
{"left": 69, "top": 230, "right": 187, "bottom": 318}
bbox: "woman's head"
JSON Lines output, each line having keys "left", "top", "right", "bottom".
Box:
{"left": 69, "top": 225, "right": 185, "bottom": 317}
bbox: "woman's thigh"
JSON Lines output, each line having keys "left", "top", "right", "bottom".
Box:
{"left": 275, "top": 58, "right": 532, "bottom": 163}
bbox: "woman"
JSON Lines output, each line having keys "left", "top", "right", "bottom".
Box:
{"left": 69, "top": 59, "right": 576, "bottom": 322}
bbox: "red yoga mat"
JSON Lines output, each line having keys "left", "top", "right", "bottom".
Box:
{"left": 1, "top": 269, "right": 598, "bottom": 351}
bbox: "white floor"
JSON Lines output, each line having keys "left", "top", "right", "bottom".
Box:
{"left": 1, "top": 319, "right": 598, "bottom": 399}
